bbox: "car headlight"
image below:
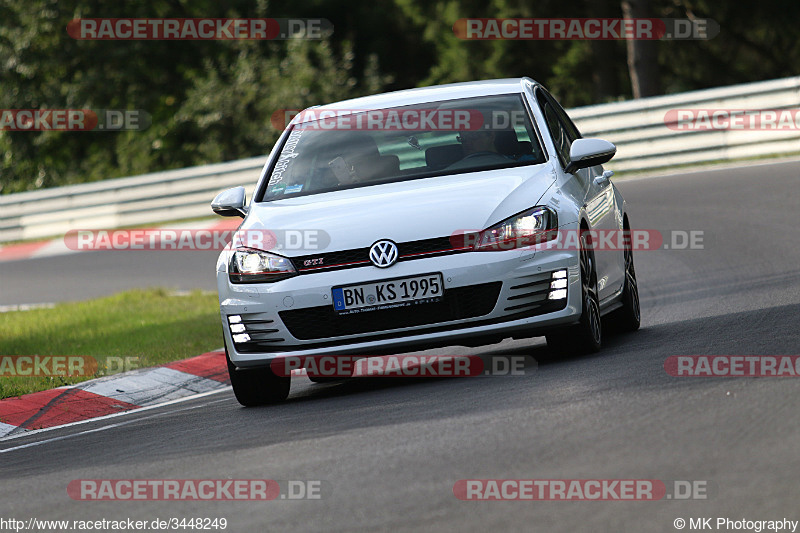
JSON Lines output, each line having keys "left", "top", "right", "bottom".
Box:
{"left": 474, "top": 206, "right": 558, "bottom": 251}
{"left": 229, "top": 248, "right": 297, "bottom": 283}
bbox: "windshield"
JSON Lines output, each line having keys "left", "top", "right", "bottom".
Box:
{"left": 258, "top": 94, "right": 545, "bottom": 201}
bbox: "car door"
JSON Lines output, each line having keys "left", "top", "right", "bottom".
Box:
{"left": 536, "top": 88, "right": 623, "bottom": 301}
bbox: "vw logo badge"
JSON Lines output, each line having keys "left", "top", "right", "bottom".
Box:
{"left": 369, "top": 240, "right": 399, "bottom": 268}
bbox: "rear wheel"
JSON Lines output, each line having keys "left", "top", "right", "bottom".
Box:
{"left": 226, "top": 348, "right": 290, "bottom": 406}
{"left": 546, "top": 228, "right": 602, "bottom": 355}
{"left": 614, "top": 226, "right": 641, "bottom": 332}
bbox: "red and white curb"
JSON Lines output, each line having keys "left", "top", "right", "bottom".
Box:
{"left": 0, "top": 350, "right": 230, "bottom": 439}
{"left": 0, "top": 218, "right": 240, "bottom": 263}
{"left": 0, "top": 350, "right": 311, "bottom": 440}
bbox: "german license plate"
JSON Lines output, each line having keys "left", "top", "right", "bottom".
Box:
{"left": 332, "top": 273, "right": 444, "bottom": 314}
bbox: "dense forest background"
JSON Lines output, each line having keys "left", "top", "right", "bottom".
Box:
{"left": 1, "top": 0, "right": 798, "bottom": 193}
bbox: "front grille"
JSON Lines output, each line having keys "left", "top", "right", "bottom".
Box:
{"left": 397, "top": 236, "right": 459, "bottom": 257}
{"left": 279, "top": 282, "right": 502, "bottom": 340}
{"left": 292, "top": 235, "right": 472, "bottom": 273}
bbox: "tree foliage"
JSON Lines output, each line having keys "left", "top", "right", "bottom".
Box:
{"left": 0, "top": 0, "right": 797, "bottom": 193}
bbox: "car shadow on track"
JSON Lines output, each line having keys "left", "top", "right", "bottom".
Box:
{"left": 280, "top": 328, "right": 639, "bottom": 404}
{"left": 287, "top": 350, "right": 543, "bottom": 403}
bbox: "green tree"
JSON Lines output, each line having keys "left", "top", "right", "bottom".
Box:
{"left": 0, "top": 0, "right": 390, "bottom": 193}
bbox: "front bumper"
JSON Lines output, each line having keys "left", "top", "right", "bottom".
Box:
{"left": 218, "top": 247, "right": 582, "bottom": 368}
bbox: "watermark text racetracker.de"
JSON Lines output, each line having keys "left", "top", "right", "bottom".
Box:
{"left": 67, "top": 479, "right": 330, "bottom": 501}
{"left": 271, "top": 354, "right": 531, "bottom": 378}
{"left": 453, "top": 479, "right": 711, "bottom": 500}
{"left": 0, "top": 356, "right": 139, "bottom": 377}
{"left": 665, "top": 356, "right": 800, "bottom": 377}
{"left": 64, "top": 228, "right": 330, "bottom": 252}
{"left": 67, "top": 18, "right": 333, "bottom": 40}
{"left": 449, "top": 228, "right": 704, "bottom": 252}
{"left": 270, "top": 107, "right": 520, "bottom": 131}
{"left": 665, "top": 109, "right": 800, "bottom": 131}
{"left": 452, "top": 18, "right": 719, "bottom": 40}
{"left": 0, "top": 109, "right": 150, "bottom": 131}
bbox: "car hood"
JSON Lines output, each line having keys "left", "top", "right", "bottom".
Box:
{"left": 241, "top": 164, "right": 556, "bottom": 256}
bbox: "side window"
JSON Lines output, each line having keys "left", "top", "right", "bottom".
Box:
{"left": 548, "top": 104, "right": 572, "bottom": 168}
{"left": 536, "top": 91, "right": 570, "bottom": 168}
{"left": 546, "top": 92, "right": 582, "bottom": 141}
{"left": 537, "top": 88, "right": 585, "bottom": 172}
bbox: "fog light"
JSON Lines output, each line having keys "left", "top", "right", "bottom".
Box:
{"left": 230, "top": 323, "right": 246, "bottom": 333}
{"left": 548, "top": 289, "right": 567, "bottom": 300}
{"left": 228, "top": 315, "right": 242, "bottom": 324}
{"left": 550, "top": 278, "right": 567, "bottom": 290}
{"left": 232, "top": 333, "right": 251, "bottom": 343}
{"left": 552, "top": 269, "right": 567, "bottom": 279}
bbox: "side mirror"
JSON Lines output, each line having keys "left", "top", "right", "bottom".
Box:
{"left": 564, "top": 138, "right": 616, "bottom": 174}
{"left": 211, "top": 186, "right": 247, "bottom": 218}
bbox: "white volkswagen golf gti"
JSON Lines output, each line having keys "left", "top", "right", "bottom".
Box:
{"left": 212, "top": 77, "right": 640, "bottom": 405}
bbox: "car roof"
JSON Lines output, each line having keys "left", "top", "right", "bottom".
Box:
{"left": 291, "top": 77, "right": 541, "bottom": 124}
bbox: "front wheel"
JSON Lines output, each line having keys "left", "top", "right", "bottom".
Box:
{"left": 546, "top": 230, "right": 602, "bottom": 355}
{"left": 226, "top": 348, "right": 290, "bottom": 406}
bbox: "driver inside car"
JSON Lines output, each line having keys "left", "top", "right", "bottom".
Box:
{"left": 459, "top": 130, "right": 504, "bottom": 157}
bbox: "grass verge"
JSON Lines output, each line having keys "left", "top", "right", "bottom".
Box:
{"left": 0, "top": 288, "right": 222, "bottom": 399}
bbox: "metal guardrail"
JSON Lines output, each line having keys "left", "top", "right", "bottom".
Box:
{"left": 0, "top": 157, "right": 265, "bottom": 242}
{"left": 2, "top": 77, "right": 799, "bottom": 243}
{"left": 572, "top": 75, "right": 800, "bottom": 171}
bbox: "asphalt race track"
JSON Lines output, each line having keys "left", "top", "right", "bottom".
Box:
{"left": 1, "top": 160, "right": 799, "bottom": 532}
{"left": 0, "top": 245, "right": 220, "bottom": 305}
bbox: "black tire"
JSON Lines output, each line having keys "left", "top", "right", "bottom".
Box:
{"left": 226, "top": 348, "right": 290, "bottom": 406}
{"left": 615, "top": 227, "right": 641, "bottom": 332}
{"left": 546, "top": 228, "right": 602, "bottom": 355}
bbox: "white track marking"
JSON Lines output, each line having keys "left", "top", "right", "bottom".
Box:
{"left": 0, "top": 387, "right": 231, "bottom": 446}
